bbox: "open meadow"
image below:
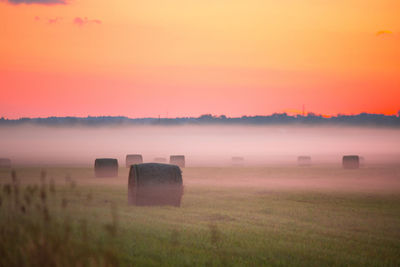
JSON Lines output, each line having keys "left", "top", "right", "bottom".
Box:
{"left": 1, "top": 164, "right": 400, "bottom": 266}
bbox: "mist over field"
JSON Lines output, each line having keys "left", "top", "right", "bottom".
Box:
{"left": 1, "top": 125, "right": 399, "bottom": 166}
{"left": 1, "top": 124, "right": 400, "bottom": 266}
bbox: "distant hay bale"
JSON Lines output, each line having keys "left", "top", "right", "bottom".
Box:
{"left": 0, "top": 158, "right": 11, "bottom": 168}
{"left": 298, "top": 156, "right": 312, "bottom": 166}
{"left": 342, "top": 155, "right": 359, "bottom": 169}
{"left": 128, "top": 163, "right": 183, "bottom": 207}
{"left": 126, "top": 154, "right": 143, "bottom": 168}
{"left": 232, "top": 157, "right": 244, "bottom": 166}
{"left": 169, "top": 155, "right": 185, "bottom": 168}
{"left": 94, "top": 158, "right": 118, "bottom": 177}
{"left": 154, "top": 157, "right": 167, "bottom": 163}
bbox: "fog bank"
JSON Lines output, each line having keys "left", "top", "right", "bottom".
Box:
{"left": 0, "top": 125, "right": 399, "bottom": 166}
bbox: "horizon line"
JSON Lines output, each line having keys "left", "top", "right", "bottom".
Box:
{"left": 1, "top": 112, "right": 400, "bottom": 120}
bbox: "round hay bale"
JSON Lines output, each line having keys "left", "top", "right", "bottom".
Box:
{"left": 126, "top": 154, "right": 143, "bottom": 168}
{"left": 128, "top": 163, "right": 183, "bottom": 207}
{"left": 298, "top": 156, "right": 311, "bottom": 166}
{"left": 0, "top": 158, "right": 11, "bottom": 168}
{"left": 94, "top": 158, "right": 118, "bottom": 177}
{"left": 169, "top": 155, "right": 185, "bottom": 168}
{"left": 342, "top": 155, "right": 359, "bottom": 169}
{"left": 153, "top": 157, "right": 167, "bottom": 163}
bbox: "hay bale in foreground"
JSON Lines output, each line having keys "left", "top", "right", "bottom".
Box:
{"left": 94, "top": 158, "right": 118, "bottom": 177}
{"left": 126, "top": 154, "right": 143, "bottom": 168}
{"left": 0, "top": 158, "right": 11, "bottom": 168}
{"left": 298, "top": 156, "right": 312, "bottom": 166}
{"left": 128, "top": 163, "right": 183, "bottom": 207}
{"left": 342, "top": 155, "right": 359, "bottom": 169}
{"left": 154, "top": 157, "right": 167, "bottom": 163}
{"left": 169, "top": 155, "right": 185, "bottom": 168}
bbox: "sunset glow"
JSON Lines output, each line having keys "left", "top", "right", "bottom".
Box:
{"left": 1, "top": 0, "right": 399, "bottom": 118}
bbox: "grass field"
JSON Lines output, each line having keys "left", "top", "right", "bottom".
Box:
{"left": 1, "top": 165, "right": 400, "bottom": 266}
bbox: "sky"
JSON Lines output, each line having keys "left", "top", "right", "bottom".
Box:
{"left": 0, "top": 0, "right": 399, "bottom": 119}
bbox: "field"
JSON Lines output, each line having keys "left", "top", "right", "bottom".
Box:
{"left": 1, "top": 164, "right": 400, "bottom": 266}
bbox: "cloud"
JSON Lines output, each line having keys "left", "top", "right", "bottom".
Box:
{"left": 33, "top": 16, "right": 101, "bottom": 27}
{"left": 73, "top": 17, "right": 102, "bottom": 26}
{"left": 376, "top": 30, "right": 393, "bottom": 36}
{"left": 47, "top": 17, "right": 61, "bottom": 24}
{"left": 5, "top": 0, "right": 66, "bottom": 4}
{"left": 33, "top": 16, "right": 62, "bottom": 24}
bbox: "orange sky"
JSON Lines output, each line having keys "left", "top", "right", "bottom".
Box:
{"left": 1, "top": 0, "right": 399, "bottom": 118}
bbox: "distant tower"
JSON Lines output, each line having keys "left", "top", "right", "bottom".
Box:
{"left": 302, "top": 104, "right": 305, "bottom": 116}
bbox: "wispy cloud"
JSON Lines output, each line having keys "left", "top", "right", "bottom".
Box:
{"left": 73, "top": 17, "right": 102, "bottom": 26}
{"left": 33, "top": 16, "right": 62, "bottom": 24}
{"left": 33, "top": 16, "right": 101, "bottom": 27}
{"left": 376, "top": 30, "right": 393, "bottom": 36}
{"left": 48, "top": 17, "right": 61, "bottom": 24}
{"left": 5, "top": 0, "right": 66, "bottom": 4}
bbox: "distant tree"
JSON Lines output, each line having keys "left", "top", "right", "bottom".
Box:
{"left": 0, "top": 113, "right": 399, "bottom": 127}
{"left": 198, "top": 114, "right": 214, "bottom": 120}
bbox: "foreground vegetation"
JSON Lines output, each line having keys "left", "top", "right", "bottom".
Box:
{"left": 1, "top": 166, "right": 400, "bottom": 266}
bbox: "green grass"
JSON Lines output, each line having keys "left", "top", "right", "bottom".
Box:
{"left": 1, "top": 165, "right": 400, "bottom": 266}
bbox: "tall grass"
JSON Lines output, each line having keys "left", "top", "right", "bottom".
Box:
{"left": 0, "top": 170, "right": 120, "bottom": 267}
{"left": 1, "top": 166, "right": 400, "bottom": 266}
